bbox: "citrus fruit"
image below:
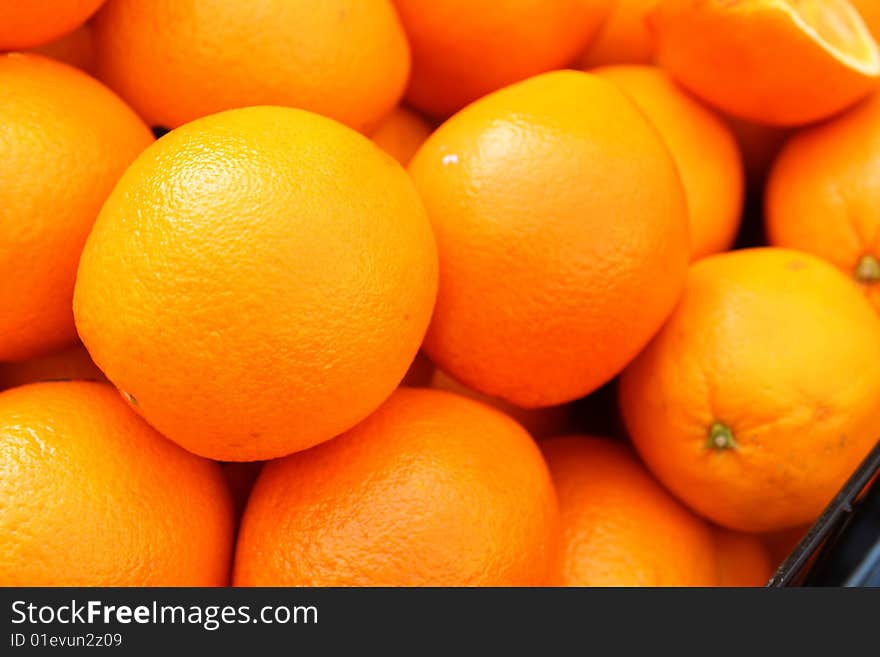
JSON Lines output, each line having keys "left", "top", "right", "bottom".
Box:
{"left": 395, "top": 0, "right": 613, "bottom": 117}
{"left": 0, "top": 53, "right": 152, "bottom": 362}
{"left": 74, "top": 106, "right": 438, "bottom": 462}
{"left": 408, "top": 70, "right": 689, "bottom": 408}
{"left": 370, "top": 105, "right": 433, "bottom": 165}
{"left": 595, "top": 65, "right": 744, "bottom": 260}
{"left": 26, "top": 24, "right": 97, "bottom": 74}
{"left": 0, "top": 0, "right": 104, "bottom": 50}
{"left": 852, "top": 0, "right": 880, "bottom": 39}
{"left": 766, "top": 93, "right": 880, "bottom": 313}
{"left": 541, "top": 435, "right": 717, "bottom": 586}
{"left": 92, "top": 0, "right": 409, "bottom": 131}
{"left": 578, "top": 0, "right": 659, "bottom": 67}
{"left": 650, "top": 0, "right": 880, "bottom": 125}
{"left": 430, "top": 370, "right": 572, "bottom": 439}
{"left": 233, "top": 388, "right": 560, "bottom": 586}
{"left": 0, "top": 381, "right": 234, "bottom": 586}
{"left": 713, "top": 527, "right": 773, "bottom": 586}
{"left": 0, "top": 343, "right": 106, "bottom": 391}
{"left": 619, "top": 248, "right": 880, "bottom": 532}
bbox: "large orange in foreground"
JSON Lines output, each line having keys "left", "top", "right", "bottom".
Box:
{"left": 92, "top": 0, "right": 410, "bottom": 131}
{"left": 766, "top": 93, "right": 880, "bottom": 313}
{"left": 620, "top": 248, "right": 880, "bottom": 532}
{"left": 74, "top": 106, "right": 438, "bottom": 462}
{"left": 542, "top": 435, "right": 717, "bottom": 586}
{"left": 651, "top": 0, "right": 880, "bottom": 125}
{"left": 409, "top": 70, "right": 689, "bottom": 408}
{"left": 395, "top": 0, "right": 613, "bottom": 117}
{"left": 234, "top": 388, "right": 560, "bottom": 586}
{"left": 0, "top": 382, "right": 234, "bottom": 586}
{"left": 0, "top": 54, "right": 152, "bottom": 362}
{"left": 0, "top": 0, "right": 104, "bottom": 50}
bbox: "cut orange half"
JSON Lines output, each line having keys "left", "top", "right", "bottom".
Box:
{"left": 650, "top": 0, "right": 880, "bottom": 125}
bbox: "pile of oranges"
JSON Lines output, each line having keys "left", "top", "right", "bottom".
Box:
{"left": 2, "top": 0, "right": 880, "bottom": 587}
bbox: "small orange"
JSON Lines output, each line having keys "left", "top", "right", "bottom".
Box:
{"left": 430, "top": 370, "right": 572, "bottom": 439}
{"left": 650, "top": 0, "right": 880, "bottom": 125}
{"left": 74, "top": 106, "right": 438, "bottom": 462}
{"left": 595, "top": 65, "right": 744, "bottom": 260}
{"left": 0, "top": 54, "right": 152, "bottom": 362}
{"left": 25, "top": 24, "right": 97, "bottom": 74}
{"left": 395, "top": 0, "right": 613, "bottom": 118}
{"left": 0, "top": 0, "right": 104, "bottom": 50}
{"left": 0, "top": 382, "right": 234, "bottom": 586}
{"left": 408, "top": 70, "right": 689, "bottom": 408}
{"left": 369, "top": 106, "right": 433, "bottom": 165}
{"left": 578, "top": 0, "right": 659, "bottom": 67}
{"left": 92, "top": 0, "right": 410, "bottom": 131}
{"left": 712, "top": 527, "right": 773, "bottom": 586}
{"left": 766, "top": 93, "right": 880, "bottom": 313}
{"left": 619, "top": 248, "right": 880, "bottom": 532}
{"left": 234, "top": 388, "right": 560, "bottom": 586}
{"left": 0, "top": 343, "right": 106, "bottom": 391}
{"left": 541, "top": 435, "right": 717, "bottom": 586}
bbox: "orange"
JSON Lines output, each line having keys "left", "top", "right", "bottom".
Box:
{"left": 369, "top": 106, "right": 433, "bottom": 165}
{"left": 0, "top": 343, "right": 106, "bottom": 391}
{"left": 233, "top": 388, "right": 560, "bottom": 586}
{"left": 430, "top": 370, "right": 572, "bottom": 439}
{"left": 578, "top": 0, "right": 659, "bottom": 67}
{"left": 92, "top": 0, "right": 409, "bottom": 132}
{"left": 395, "top": 0, "right": 613, "bottom": 118}
{"left": 763, "top": 525, "right": 810, "bottom": 566}
{"left": 712, "top": 528, "right": 773, "bottom": 586}
{"left": 408, "top": 70, "right": 689, "bottom": 408}
{"left": 541, "top": 435, "right": 717, "bottom": 586}
{"left": 595, "top": 65, "right": 744, "bottom": 260}
{"left": 0, "top": 54, "right": 152, "bottom": 362}
{"left": 650, "top": 0, "right": 880, "bottom": 125}
{"left": 851, "top": 0, "right": 880, "bottom": 39}
{"left": 619, "top": 248, "right": 880, "bottom": 532}
{"left": 0, "top": 382, "right": 234, "bottom": 586}
{"left": 74, "top": 106, "right": 438, "bottom": 462}
{"left": 26, "top": 24, "right": 97, "bottom": 74}
{"left": 0, "top": 0, "right": 104, "bottom": 50}
{"left": 766, "top": 93, "right": 880, "bottom": 313}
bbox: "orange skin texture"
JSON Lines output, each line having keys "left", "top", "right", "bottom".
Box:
{"left": 651, "top": 0, "right": 880, "bottom": 125}
{"left": 0, "top": 382, "right": 235, "bottom": 586}
{"left": 92, "top": 0, "right": 410, "bottom": 131}
{"left": 369, "top": 106, "right": 433, "bottom": 165}
{"left": 73, "top": 106, "right": 438, "bottom": 462}
{"left": 409, "top": 70, "right": 689, "bottom": 408}
{"left": 430, "top": 370, "right": 572, "bottom": 439}
{"left": 0, "top": 0, "right": 104, "bottom": 50}
{"left": 595, "top": 65, "right": 744, "bottom": 261}
{"left": 26, "top": 24, "right": 97, "bottom": 74}
{"left": 0, "top": 343, "right": 106, "bottom": 391}
{"left": 578, "top": 0, "right": 659, "bottom": 67}
{"left": 542, "top": 435, "right": 717, "bottom": 586}
{"left": 763, "top": 525, "right": 810, "bottom": 566}
{"left": 395, "top": 0, "right": 614, "bottom": 118}
{"left": 619, "top": 248, "right": 880, "bottom": 532}
{"left": 234, "top": 388, "right": 560, "bottom": 586}
{"left": 713, "top": 527, "right": 773, "bottom": 586}
{"left": 766, "top": 93, "right": 880, "bottom": 313}
{"left": 0, "top": 54, "right": 152, "bottom": 362}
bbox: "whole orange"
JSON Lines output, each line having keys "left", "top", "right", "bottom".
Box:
{"left": 369, "top": 106, "right": 433, "bottom": 165}
{"left": 595, "top": 65, "right": 744, "bottom": 260}
{"left": 0, "top": 0, "right": 104, "bottom": 50}
{"left": 766, "top": 93, "right": 880, "bottom": 313}
{"left": 408, "top": 70, "right": 689, "bottom": 408}
{"left": 541, "top": 435, "right": 717, "bottom": 586}
{"left": 0, "top": 343, "right": 106, "bottom": 391}
{"left": 0, "top": 54, "right": 152, "bottom": 362}
{"left": 395, "top": 0, "right": 613, "bottom": 118}
{"left": 713, "top": 527, "right": 773, "bottom": 587}
{"left": 92, "top": 0, "right": 409, "bottom": 131}
{"left": 619, "top": 248, "right": 880, "bottom": 532}
{"left": 74, "top": 106, "right": 438, "bottom": 462}
{"left": 578, "top": 0, "right": 659, "bottom": 67}
{"left": 233, "top": 388, "right": 560, "bottom": 586}
{"left": 650, "top": 0, "right": 880, "bottom": 125}
{"left": 0, "top": 382, "right": 234, "bottom": 586}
